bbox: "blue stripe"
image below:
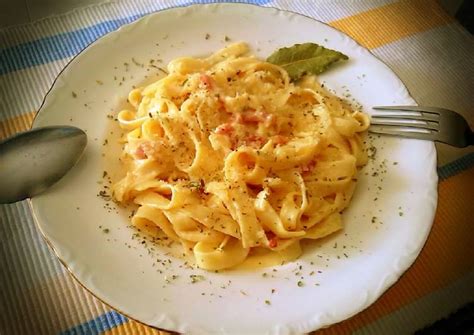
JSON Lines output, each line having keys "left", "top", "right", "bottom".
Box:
{"left": 0, "top": 0, "right": 271, "bottom": 75}
{"left": 437, "top": 152, "right": 474, "bottom": 181}
{"left": 59, "top": 310, "right": 127, "bottom": 335}
{"left": 0, "top": 15, "right": 141, "bottom": 75}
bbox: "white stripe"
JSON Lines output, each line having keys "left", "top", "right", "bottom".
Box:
{"left": 276, "top": 0, "right": 397, "bottom": 23}
{"left": 373, "top": 23, "right": 474, "bottom": 117}
{"left": 1, "top": 59, "right": 70, "bottom": 122}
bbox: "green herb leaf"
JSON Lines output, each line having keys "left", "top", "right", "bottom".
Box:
{"left": 266, "top": 43, "right": 348, "bottom": 81}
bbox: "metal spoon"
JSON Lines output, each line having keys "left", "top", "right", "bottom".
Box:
{"left": 0, "top": 126, "right": 87, "bottom": 204}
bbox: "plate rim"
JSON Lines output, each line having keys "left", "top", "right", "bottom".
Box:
{"left": 28, "top": 2, "right": 438, "bottom": 333}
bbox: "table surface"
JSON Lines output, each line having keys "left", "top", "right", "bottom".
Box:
{"left": 0, "top": 0, "right": 466, "bottom": 27}
{"left": 1, "top": 1, "right": 473, "bottom": 334}
{"left": 0, "top": 0, "right": 464, "bottom": 27}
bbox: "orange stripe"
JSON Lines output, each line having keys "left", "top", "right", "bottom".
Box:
{"left": 330, "top": 0, "right": 453, "bottom": 49}
{"left": 316, "top": 167, "right": 474, "bottom": 334}
{"left": 0, "top": 111, "right": 35, "bottom": 140}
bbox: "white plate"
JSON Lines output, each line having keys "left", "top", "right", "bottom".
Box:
{"left": 30, "top": 3, "right": 438, "bottom": 334}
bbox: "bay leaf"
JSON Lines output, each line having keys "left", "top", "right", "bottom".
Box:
{"left": 266, "top": 43, "right": 348, "bottom": 81}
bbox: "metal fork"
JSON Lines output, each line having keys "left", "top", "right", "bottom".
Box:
{"left": 369, "top": 106, "right": 474, "bottom": 148}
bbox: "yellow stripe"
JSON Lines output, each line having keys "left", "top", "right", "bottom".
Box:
{"left": 0, "top": 111, "right": 36, "bottom": 140}
{"left": 317, "top": 167, "right": 474, "bottom": 334}
{"left": 330, "top": 0, "right": 453, "bottom": 49}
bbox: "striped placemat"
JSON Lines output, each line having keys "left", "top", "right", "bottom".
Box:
{"left": 1, "top": 1, "right": 473, "bottom": 334}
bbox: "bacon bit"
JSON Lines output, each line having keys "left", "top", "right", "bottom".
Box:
{"left": 241, "top": 109, "right": 266, "bottom": 123}
{"left": 264, "top": 113, "right": 276, "bottom": 127}
{"left": 136, "top": 142, "right": 160, "bottom": 159}
{"left": 269, "top": 237, "right": 278, "bottom": 248}
{"left": 244, "top": 134, "right": 266, "bottom": 149}
{"left": 230, "top": 113, "right": 243, "bottom": 123}
{"left": 217, "top": 98, "right": 227, "bottom": 113}
{"left": 215, "top": 123, "right": 234, "bottom": 135}
{"left": 301, "top": 160, "right": 317, "bottom": 174}
{"left": 200, "top": 74, "right": 213, "bottom": 90}
{"left": 265, "top": 231, "right": 278, "bottom": 248}
{"left": 236, "top": 70, "right": 244, "bottom": 77}
{"left": 135, "top": 145, "right": 147, "bottom": 159}
{"left": 240, "top": 109, "right": 275, "bottom": 127}
{"left": 272, "top": 135, "right": 289, "bottom": 145}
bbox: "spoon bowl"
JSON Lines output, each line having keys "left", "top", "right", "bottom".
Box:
{"left": 0, "top": 126, "right": 87, "bottom": 204}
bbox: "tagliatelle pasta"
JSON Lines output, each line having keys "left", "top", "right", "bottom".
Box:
{"left": 112, "top": 42, "right": 370, "bottom": 270}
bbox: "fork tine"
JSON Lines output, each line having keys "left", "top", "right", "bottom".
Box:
{"left": 373, "top": 105, "right": 439, "bottom": 115}
{"left": 370, "top": 118, "right": 439, "bottom": 131}
{"left": 372, "top": 105, "right": 473, "bottom": 147}
{"left": 371, "top": 113, "right": 439, "bottom": 122}
{"left": 369, "top": 128, "right": 436, "bottom": 141}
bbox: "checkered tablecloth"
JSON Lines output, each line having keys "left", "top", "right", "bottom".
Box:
{"left": 1, "top": 0, "right": 473, "bottom": 334}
